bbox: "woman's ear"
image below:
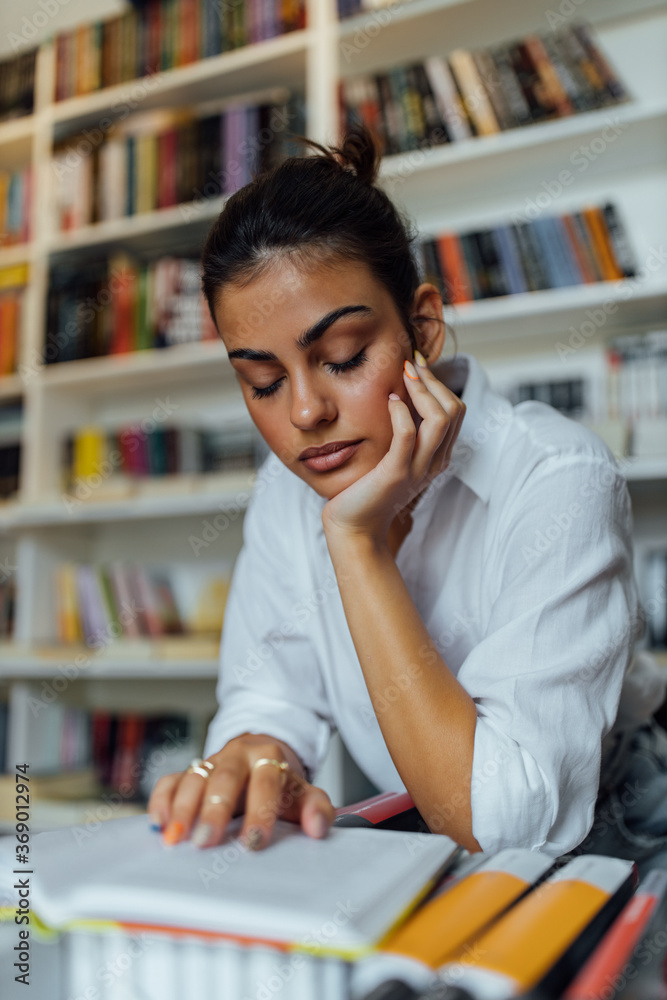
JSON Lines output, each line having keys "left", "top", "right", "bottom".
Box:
{"left": 410, "top": 283, "right": 446, "bottom": 363}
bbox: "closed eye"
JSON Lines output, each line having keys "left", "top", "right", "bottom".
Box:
{"left": 250, "top": 350, "right": 369, "bottom": 400}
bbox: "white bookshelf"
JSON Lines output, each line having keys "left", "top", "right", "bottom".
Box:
{"left": 0, "top": 0, "right": 666, "bottom": 819}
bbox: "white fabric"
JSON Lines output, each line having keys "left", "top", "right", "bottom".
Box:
{"left": 203, "top": 351, "right": 665, "bottom": 856}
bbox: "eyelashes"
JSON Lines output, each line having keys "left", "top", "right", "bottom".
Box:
{"left": 250, "top": 350, "right": 369, "bottom": 400}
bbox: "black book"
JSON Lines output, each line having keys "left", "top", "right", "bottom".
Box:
{"left": 602, "top": 203, "right": 636, "bottom": 278}
{"left": 473, "top": 230, "right": 509, "bottom": 298}
{"left": 411, "top": 62, "right": 451, "bottom": 146}
{"left": 511, "top": 222, "right": 551, "bottom": 292}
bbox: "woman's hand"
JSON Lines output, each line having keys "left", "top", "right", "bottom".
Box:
{"left": 146, "top": 733, "right": 335, "bottom": 850}
{"left": 322, "top": 352, "right": 466, "bottom": 547}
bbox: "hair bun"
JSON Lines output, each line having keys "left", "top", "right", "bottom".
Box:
{"left": 330, "top": 122, "right": 382, "bottom": 186}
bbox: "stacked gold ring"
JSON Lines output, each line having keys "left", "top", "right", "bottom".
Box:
{"left": 186, "top": 757, "right": 215, "bottom": 779}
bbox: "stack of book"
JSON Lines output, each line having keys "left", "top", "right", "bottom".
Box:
{"left": 61, "top": 419, "right": 257, "bottom": 497}
{"left": 420, "top": 202, "right": 635, "bottom": 304}
{"left": 0, "top": 401, "right": 21, "bottom": 500}
{"left": 340, "top": 22, "right": 628, "bottom": 155}
{"left": 51, "top": 93, "right": 305, "bottom": 230}
{"left": 53, "top": 0, "right": 307, "bottom": 101}
{"left": 53, "top": 560, "right": 231, "bottom": 647}
{"left": 0, "top": 48, "right": 36, "bottom": 121}
{"left": 3, "top": 811, "right": 667, "bottom": 1000}
{"left": 0, "top": 166, "right": 31, "bottom": 247}
{"left": 46, "top": 253, "right": 219, "bottom": 364}
{"left": 0, "top": 264, "right": 28, "bottom": 377}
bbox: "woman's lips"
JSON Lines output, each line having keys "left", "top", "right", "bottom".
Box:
{"left": 301, "top": 441, "right": 362, "bottom": 472}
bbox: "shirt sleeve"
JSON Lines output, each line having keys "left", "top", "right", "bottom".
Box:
{"left": 202, "top": 459, "right": 334, "bottom": 781}
{"left": 457, "top": 453, "right": 643, "bottom": 856}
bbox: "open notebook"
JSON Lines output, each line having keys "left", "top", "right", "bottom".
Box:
{"left": 0, "top": 813, "right": 459, "bottom": 960}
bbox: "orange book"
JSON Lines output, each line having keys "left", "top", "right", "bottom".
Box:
{"left": 437, "top": 855, "right": 636, "bottom": 998}
{"left": 109, "top": 253, "right": 139, "bottom": 353}
{"left": 580, "top": 206, "right": 624, "bottom": 281}
{"left": 0, "top": 293, "right": 19, "bottom": 375}
{"left": 436, "top": 233, "right": 473, "bottom": 303}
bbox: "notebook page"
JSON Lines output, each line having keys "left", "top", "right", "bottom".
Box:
{"left": 0, "top": 814, "right": 458, "bottom": 957}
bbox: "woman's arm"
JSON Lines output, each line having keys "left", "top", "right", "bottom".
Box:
{"left": 325, "top": 528, "right": 482, "bottom": 851}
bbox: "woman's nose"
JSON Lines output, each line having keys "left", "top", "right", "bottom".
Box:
{"left": 289, "top": 375, "right": 336, "bottom": 430}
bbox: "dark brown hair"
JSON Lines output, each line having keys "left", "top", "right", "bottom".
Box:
{"left": 200, "top": 121, "right": 452, "bottom": 359}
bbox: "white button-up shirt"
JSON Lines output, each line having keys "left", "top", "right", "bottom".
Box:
{"left": 203, "top": 351, "right": 666, "bottom": 855}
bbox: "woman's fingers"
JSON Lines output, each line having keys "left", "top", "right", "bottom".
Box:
{"left": 402, "top": 358, "right": 466, "bottom": 477}
{"left": 189, "top": 761, "right": 247, "bottom": 848}
{"left": 147, "top": 771, "right": 181, "bottom": 830}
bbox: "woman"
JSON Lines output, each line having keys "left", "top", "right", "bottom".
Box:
{"left": 147, "top": 123, "right": 667, "bottom": 871}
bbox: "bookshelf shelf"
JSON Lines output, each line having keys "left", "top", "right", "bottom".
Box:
{"left": 444, "top": 274, "right": 667, "bottom": 347}
{"left": 45, "top": 197, "right": 227, "bottom": 257}
{"left": 0, "top": 640, "right": 220, "bottom": 679}
{"left": 3, "top": 470, "right": 256, "bottom": 528}
{"left": 38, "top": 338, "right": 230, "bottom": 389}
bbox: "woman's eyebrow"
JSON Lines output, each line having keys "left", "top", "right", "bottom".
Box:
{"left": 226, "top": 305, "right": 374, "bottom": 362}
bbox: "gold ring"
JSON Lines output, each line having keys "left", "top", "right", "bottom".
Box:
{"left": 253, "top": 758, "right": 289, "bottom": 783}
{"left": 186, "top": 757, "right": 215, "bottom": 779}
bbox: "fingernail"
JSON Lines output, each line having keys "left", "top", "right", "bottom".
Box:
{"left": 312, "top": 812, "right": 329, "bottom": 838}
{"left": 414, "top": 349, "right": 427, "bottom": 368}
{"left": 162, "top": 820, "right": 185, "bottom": 846}
{"left": 244, "top": 826, "right": 263, "bottom": 851}
{"left": 149, "top": 812, "right": 162, "bottom": 832}
{"left": 388, "top": 392, "right": 400, "bottom": 401}
{"left": 404, "top": 359, "right": 419, "bottom": 380}
{"left": 192, "top": 823, "right": 212, "bottom": 848}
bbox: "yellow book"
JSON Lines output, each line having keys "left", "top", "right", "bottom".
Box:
{"left": 0, "top": 263, "right": 29, "bottom": 290}
{"left": 55, "top": 563, "right": 82, "bottom": 644}
{"left": 72, "top": 426, "right": 107, "bottom": 482}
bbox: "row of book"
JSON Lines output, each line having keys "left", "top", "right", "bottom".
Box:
{"left": 0, "top": 709, "right": 195, "bottom": 798}
{"left": 62, "top": 420, "right": 257, "bottom": 492}
{"left": 0, "top": 164, "right": 31, "bottom": 246}
{"left": 46, "top": 254, "right": 218, "bottom": 364}
{"left": 0, "top": 48, "right": 36, "bottom": 122}
{"left": 53, "top": 0, "right": 307, "bottom": 102}
{"left": 419, "top": 203, "right": 635, "bottom": 304}
{"left": 340, "top": 22, "right": 628, "bottom": 156}
{"left": 53, "top": 93, "right": 306, "bottom": 230}
{"left": 54, "top": 560, "right": 230, "bottom": 647}
{"left": 5, "top": 807, "right": 667, "bottom": 1000}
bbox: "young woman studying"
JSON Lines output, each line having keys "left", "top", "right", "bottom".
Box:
{"left": 147, "top": 123, "right": 667, "bottom": 871}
